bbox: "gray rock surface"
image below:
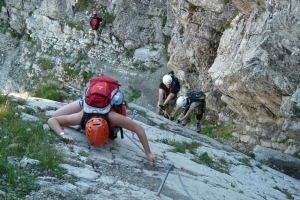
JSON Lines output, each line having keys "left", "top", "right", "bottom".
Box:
{"left": 7, "top": 93, "right": 300, "bottom": 200}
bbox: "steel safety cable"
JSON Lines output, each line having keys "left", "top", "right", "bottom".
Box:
{"left": 125, "top": 110, "right": 194, "bottom": 200}
{"left": 123, "top": 131, "right": 193, "bottom": 200}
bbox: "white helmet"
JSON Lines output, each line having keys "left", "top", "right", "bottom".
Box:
{"left": 176, "top": 96, "right": 187, "bottom": 107}
{"left": 163, "top": 75, "right": 172, "bottom": 85}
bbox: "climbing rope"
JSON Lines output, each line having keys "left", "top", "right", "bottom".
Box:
{"left": 125, "top": 110, "right": 194, "bottom": 200}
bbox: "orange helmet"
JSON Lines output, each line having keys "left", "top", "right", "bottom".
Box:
{"left": 85, "top": 117, "right": 109, "bottom": 146}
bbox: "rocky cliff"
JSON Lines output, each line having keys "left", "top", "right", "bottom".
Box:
{"left": 169, "top": 0, "right": 300, "bottom": 155}
{"left": 0, "top": 0, "right": 299, "bottom": 158}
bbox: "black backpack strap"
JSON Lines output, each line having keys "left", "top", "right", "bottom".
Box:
{"left": 80, "top": 112, "right": 91, "bottom": 129}
{"left": 113, "top": 105, "right": 124, "bottom": 139}
{"left": 97, "top": 113, "right": 115, "bottom": 140}
{"left": 120, "top": 127, "right": 124, "bottom": 139}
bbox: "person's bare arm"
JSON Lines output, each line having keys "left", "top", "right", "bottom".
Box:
{"left": 109, "top": 112, "right": 157, "bottom": 162}
{"left": 179, "top": 107, "right": 194, "bottom": 121}
{"left": 158, "top": 88, "right": 165, "bottom": 105}
{"left": 164, "top": 93, "right": 175, "bottom": 105}
{"left": 51, "top": 101, "right": 82, "bottom": 117}
{"left": 48, "top": 111, "right": 83, "bottom": 144}
{"left": 171, "top": 106, "right": 181, "bottom": 118}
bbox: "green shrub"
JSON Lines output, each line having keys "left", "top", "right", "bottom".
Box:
{"left": 246, "top": 151, "right": 255, "bottom": 159}
{"left": 294, "top": 151, "right": 300, "bottom": 159}
{"left": 75, "top": 50, "right": 85, "bottom": 62}
{"left": 170, "top": 141, "right": 200, "bottom": 154}
{"left": 0, "top": 0, "right": 6, "bottom": 8}
{"left": 240, "top": 157, "right": 251, "bottom": 167}
{"left": 150, "top": 46, "right": 158, "bottom": 51}
{"left": 136, "top": 109, "right": 147, "bottom": 117}
{"left": 38, "top": 58, "right": 55, "bottom": 70}
{"left": 273, "top": 186, "right": 293, "bottom": 200}
{"left": 188, "top": 2, "right": 197, "bottom": 13}
{"left": 217, "top": 125, "right": 234, "bottom": 138}
{"left": 161, "top": 15, "right": 167, "bottom": 27}
{"left": 63, "top": 63, "right": 80, "bottom": 79}
{"left": 66, "top": 22, "right": 84, "bottom": 31}
{"left": 201, "top": 125, "right": 234, "bottom": 139}
{"left": 201, "top": 125, "right": 216, "bottom": 138}
{"left": 150, "top": 67, "right": 156, "bottom": 73}
{"left": 81, "top": 70, "right": 93, "bottom": 84}
{"left": 101, "top": 12, "right": 115, "bottom": 23}
{"left": 138, "top": 64, "right": 147, "bottom": 72}
{"left": 127, "top": 85, "right": 141, "bottom": 102}
{"left": 197, "top": 152, "right": 213, "bottom": 165}
{"left": 158, "top": 139, "right": 201, "bottom": 154}
{"left": 77, "top": 0, "right": 88, "bottom": 9}
{"left": 10, "top": 29, "right": 22, "bottom": 39}
{"left": 224, "top": 22, "right": 231, "bottom": 30}
{"left": 126, "top": 49, "right": 135, "bottom": 58}
{"left": 25, "top": 34, "right": 32, "bottom": 42}
{"left": 33, "top": 82, "right": 66, "bottom": 102}
{"left": 164, "top": 36, "right": 171, "bottom": 61}
{"left": 195, "top": 152, "right": 230, "bottom": 174}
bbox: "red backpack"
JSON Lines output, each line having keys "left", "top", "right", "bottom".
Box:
{"left": 90, "top": 17, "right": 98, "bottom": 30}
{"left": 81, "top": 76, "right": 126, "bottom": 140}
{"left": 84, "top": 76, "right": 120, "bottom": 109}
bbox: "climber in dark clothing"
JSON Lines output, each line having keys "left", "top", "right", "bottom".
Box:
{"left": 157, "top": 73, "right": 180, "bottom": 117}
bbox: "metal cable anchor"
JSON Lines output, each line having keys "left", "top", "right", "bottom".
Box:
{"left": 157, "top": 163, "right": 175, "bottom": 196}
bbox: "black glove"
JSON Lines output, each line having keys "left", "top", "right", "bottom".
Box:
{"left": 177, "top": 120, "right": 181, "bottom": 124}
{"left": 159, "top": 104, "right": 166, "bottom": 110}
{"left": 170, "top": 117, "right": 174, "bottom": 121}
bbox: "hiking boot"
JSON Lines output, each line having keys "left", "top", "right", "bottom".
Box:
{"left": 109, "top": 127, "right": 120, "bottom": 139}
{"left": 181, "top": 118, "right": 190, "bottom": 126}
{"left": 196, "top": 123, "right": 201, "bottom": 132}
{"left": 157, "top": 108, "right": 163, "bottom": 115}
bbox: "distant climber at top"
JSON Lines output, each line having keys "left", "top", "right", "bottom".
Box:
{"left": 90, "top": 10, "right": 102, "bottom": 31}
{"left": 90, "top": 10, "right": 103, "bottom": 40}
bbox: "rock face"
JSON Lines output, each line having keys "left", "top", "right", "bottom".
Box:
{"left": 168, "top": 0, "right": 300, "bottom": 155}
{"left": 208, "top": 0, "right": 300, "bottom": 154}
{"left": 0, "top": 0, "right": 299, "bottom": 157}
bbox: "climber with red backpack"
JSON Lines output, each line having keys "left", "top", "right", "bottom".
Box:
{"left": 89, "top": 10, "right": 103, "bottom": 40}
{"left": 48, "top": 75, "right": 157, "bottom": 162}
{"left": 90, "top": 10, "right": 102, "bottom": 31}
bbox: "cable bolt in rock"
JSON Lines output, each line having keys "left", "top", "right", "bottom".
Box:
{"left": 156, "top": 163, "right": 174, "bottom": 196}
